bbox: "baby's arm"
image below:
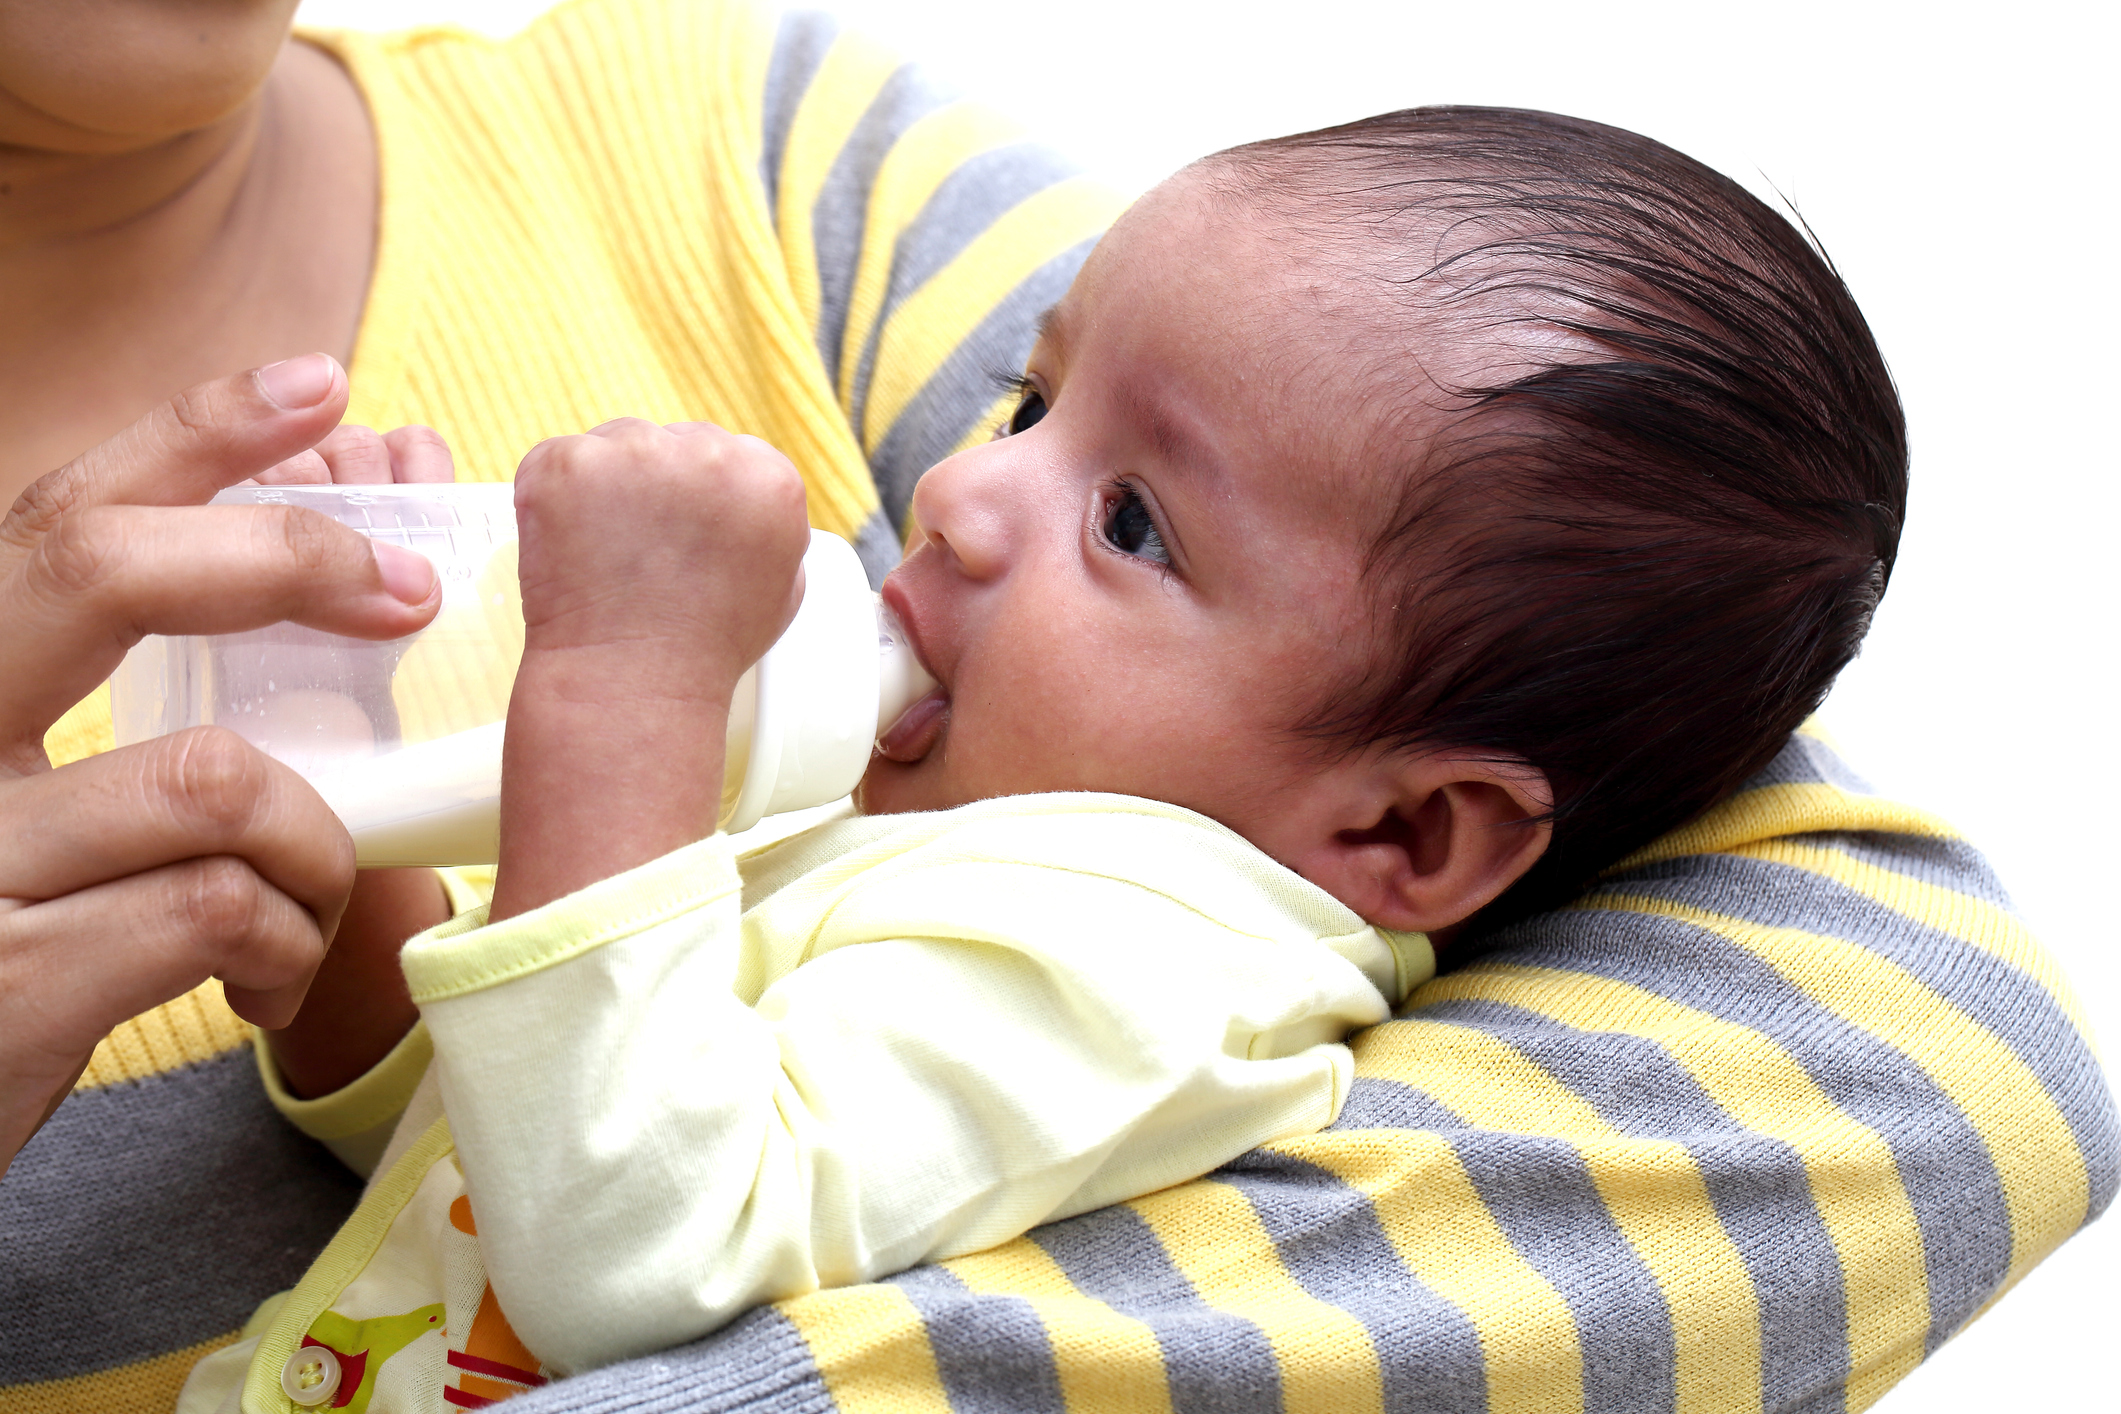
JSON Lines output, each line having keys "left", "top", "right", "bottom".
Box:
{"left": 411, "top": 806, "right": 1402, "bottom": 1374}
{"left": 490, "top": 420, "right": 808, "bottom": 921}
{"left": 265, "top": 420, "right": 804, "bottom": 1101}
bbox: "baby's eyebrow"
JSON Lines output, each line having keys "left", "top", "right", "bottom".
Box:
{"left": 1040, "top": 301, "right": 1219, "bottom": 492}
{"left": 1034, "top": 305, "right": 1067, "bottom": 348}
{"left": 1119, "top": 381, "right": 1221, "bottom": 493}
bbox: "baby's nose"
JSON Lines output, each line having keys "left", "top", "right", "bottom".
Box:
{"left": 908, "top": 448, "right": 1012, "bottom": 582}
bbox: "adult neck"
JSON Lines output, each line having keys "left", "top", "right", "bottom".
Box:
{"left": 0, "top": 41, "right": 377, "bottom": 505}
{"left": 0, "top": 88, "right": 263, "bottom": 254}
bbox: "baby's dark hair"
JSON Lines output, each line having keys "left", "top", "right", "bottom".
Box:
{"left": 1213, "top": 107, "right": 1906, "bottom": 927}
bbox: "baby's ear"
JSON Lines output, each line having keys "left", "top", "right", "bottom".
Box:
{"left": 1289, "top": 752, "right": 1553, "bottom": 935}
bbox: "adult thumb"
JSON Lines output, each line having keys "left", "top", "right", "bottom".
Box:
{"left": 10, "top": 356, "right": 351, "bottom": 534}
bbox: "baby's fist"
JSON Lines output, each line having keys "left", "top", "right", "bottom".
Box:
{"left": 511, "top": 419, "right": 809, "bottom": 695}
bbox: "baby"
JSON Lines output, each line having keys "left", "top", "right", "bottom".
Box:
{"left": 184, "top": 105, "right": 1903, "bottom": 1412}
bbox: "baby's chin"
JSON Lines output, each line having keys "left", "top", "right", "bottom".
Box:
{"left": 854, "top": 754, "right": 944, "bottom": 816}
{"left": 852, "top": 712, "right": 954, "bottom": 814}
{"left": 857, "top": 691, "right": 952, "bottom": 815}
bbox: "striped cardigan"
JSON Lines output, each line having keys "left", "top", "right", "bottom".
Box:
{"left": 496, "top": 728, "right": 2117, "bottom": 1414}
{"left": 6, "top": 731, "right": 2103, "bottom": 1414}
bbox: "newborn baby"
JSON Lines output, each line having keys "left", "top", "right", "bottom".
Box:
{"left": 183, "top": 104, "right": 1903, "bottom": 1412}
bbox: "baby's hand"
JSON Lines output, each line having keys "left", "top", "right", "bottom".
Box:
{"left": 510, "top": 418, "right": 808, "bottom": 691}
{"left": 491, "top": 420, "right": 809, "bottom": 921}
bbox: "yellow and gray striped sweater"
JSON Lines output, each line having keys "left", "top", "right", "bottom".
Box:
{"left": 2, "top": 2, "right": 2111, "bottom": 1412}
{"left": 488, "top": 728, "right": 2115, "bottom": 1414}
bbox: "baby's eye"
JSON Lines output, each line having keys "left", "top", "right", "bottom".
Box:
{"left": 1006, "top": 386, "right": 1048, "bottom": 435}
{"left": 1102, "top": 482, "right": 1170, "bottom": 565}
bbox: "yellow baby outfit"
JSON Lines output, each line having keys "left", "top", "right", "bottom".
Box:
{"left": 178, "top": 796, "right": 1433, "bottom": 1412}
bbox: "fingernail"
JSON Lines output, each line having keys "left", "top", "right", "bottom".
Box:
{"left": 256, "top": 354, "right": 338, "bottom": 410}
{"left": 373, "top": 543, "right": 437, "bottom": 605}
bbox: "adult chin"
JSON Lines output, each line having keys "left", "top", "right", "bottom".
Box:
{"left": 0, "top": 0, "right": 300, "bottom": 150}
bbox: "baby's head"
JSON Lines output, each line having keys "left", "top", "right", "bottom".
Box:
{"left": 863, "top": 106, "right": 1905, "bottom": 939}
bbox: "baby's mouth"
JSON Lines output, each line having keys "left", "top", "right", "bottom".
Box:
{"left": 875, "top": 578, "right": 946, "bottom": 765}
{"left": 876, "top": 688, "right": 948, "bottom": 764}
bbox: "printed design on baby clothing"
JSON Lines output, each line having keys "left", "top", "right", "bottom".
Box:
{"left": 286, "top": 1152, "right": 550, "bottom": 1412}
{"left": 301, "top": 1305, "right": 446, "bottom": 1412}
{"left": 441, "top": 1195, "right": 548, "bottom": 1408}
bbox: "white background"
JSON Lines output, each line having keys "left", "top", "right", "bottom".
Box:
{"left": 301, "top": 1, "right": 2118, "bottom": 1406}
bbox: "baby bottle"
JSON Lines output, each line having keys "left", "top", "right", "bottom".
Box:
{"left": 109, "top": 485, "right": 935, "bottom": 866}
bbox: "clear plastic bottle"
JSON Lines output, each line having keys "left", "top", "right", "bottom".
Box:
{"left": 110, "top": 486, "right": 935, "bottom": 866}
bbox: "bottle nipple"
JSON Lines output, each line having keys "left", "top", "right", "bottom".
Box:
{"left": 721, "top": 530, "right": 929, "bottom": 834}
{"left": 875, "top": 601, "right": 937, "bottom": 737}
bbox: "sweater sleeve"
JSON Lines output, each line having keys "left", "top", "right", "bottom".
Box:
{"left": 491, "top": 730, "right": 2116, "bottom": 1414}
{"left": 402, "top": 832, "right": 1393, "bottom": 1375}
{"left": 753, "top": 9, "right": 1124, "bottom": 580}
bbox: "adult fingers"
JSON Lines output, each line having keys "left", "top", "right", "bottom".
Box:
{"left": 310, "top": 425, "right": 395, "bottom": 484}
{"left": 250, "top": 449, "right": 334, "bottom": 486}
{"left": 0, "top": 853, "right": 332, "bottom": 1064}
{"left": 383, "top": 425, "right": 455, "bottom": 483}
{"left": 0, "top": 728, "right": 356, "bottom": 923}
{"left": 241, "top": 425, "right": 455, "bottom": 487}
{"left": 0, "top": 853, "right": 328, "bottom": 1169}
{"left": 1, "top": 505, "right": 438, "bottom": 750}
{"left": 1, "top": 355, "right": 349, "bottom": 552}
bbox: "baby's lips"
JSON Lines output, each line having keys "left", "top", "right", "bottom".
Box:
{"left": 876, "top": 688, "right": 949, "bottom": 764}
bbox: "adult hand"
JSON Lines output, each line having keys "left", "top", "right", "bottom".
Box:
{"left": 0, "top": 355, "right": 443, "bottom": 1174}
{"left": 249, "top": 421, "right": 456, "bottom": 486}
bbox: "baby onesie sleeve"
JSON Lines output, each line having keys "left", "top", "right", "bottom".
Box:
{"left": 253, "top": 866, "right": 492, "bottom": 1177}
{"left": 254, "top": 1021, "right": 434, "bottom": 1180}
{"left": 400, "top": 823, "right": 1398, "bottom": 1376}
